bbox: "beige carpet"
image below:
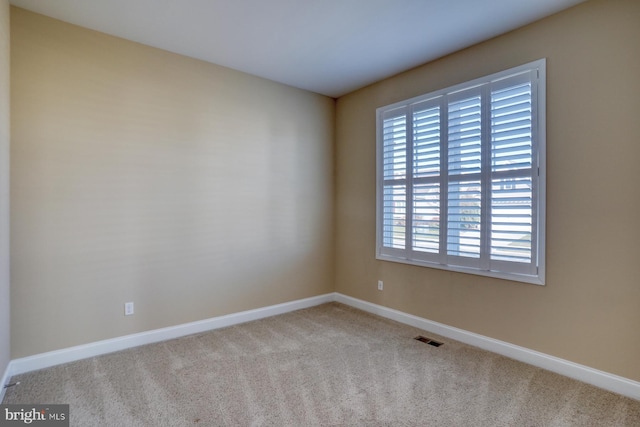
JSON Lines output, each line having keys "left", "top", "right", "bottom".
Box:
{"left": 3, "top": 303, "right": 640, "bottom": 426}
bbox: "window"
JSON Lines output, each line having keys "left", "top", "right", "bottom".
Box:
{"left": 376, "top": 59, "right": 545, "bottom": 285}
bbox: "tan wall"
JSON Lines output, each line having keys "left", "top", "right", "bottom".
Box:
{"left": 0, "top": 0, "right": 10, "bottom": 375}
{"left": 335, "top": 0, "right": 640, "bottom": 381}
{"left": 10, "top": 7, "right": 335, "bottom": 358}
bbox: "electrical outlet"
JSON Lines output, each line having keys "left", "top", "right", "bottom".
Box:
{"left": 124, "top": 302, "right": 134, "bottom": 316}
{"left": 378, "top": 280, "right": 383, "bottom": 291}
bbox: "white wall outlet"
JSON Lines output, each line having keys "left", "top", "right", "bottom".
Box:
{"left": 124, "top": 302, "right": 134, "bottom": 316}
{"left": 377, "top": 280, "right": 383, "bottom": 291}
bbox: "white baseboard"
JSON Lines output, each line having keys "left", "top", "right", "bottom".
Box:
{"left": 8, "top": 293, "right": 335, "bottom": 377}
{"left": 334, "top": 293, "right": 640, "bottom": 401}
{"left": 7, "top": 292, "right": 640, "bottom": 402}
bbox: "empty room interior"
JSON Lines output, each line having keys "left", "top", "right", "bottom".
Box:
{"left": 1, "top": 0, "right": 640, "bottom": 425}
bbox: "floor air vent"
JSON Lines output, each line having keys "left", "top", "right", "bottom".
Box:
{"left": 414, "top": 336, "right": 443, "bottom": 347}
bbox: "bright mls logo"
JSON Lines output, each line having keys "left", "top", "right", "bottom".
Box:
{"left": 0, "top": 405, "right": 68, "bottom": 426}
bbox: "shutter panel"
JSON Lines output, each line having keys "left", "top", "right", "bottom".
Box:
{"left": 447, "top": 180, "right": 481, "bottom": 259}
{"left": 448, "top": 94, "right": 482, "bottom": 175}
{"left": 489, "top": 74, "right": 535, "bottom": 267}
{"left": 447, "top": 91, "right": 482, "bottom": 262}
{"left": 411, "top": 102, "right": 441, "bottom": 254}
{"left": 490, "top": 177, "right": 532, "bottom": 263}
{"left": 412, "top": 183, "right": 440, "bottom": 253}
{"left": 382, "top": 114, "right": 407, "bottom": 180}
{"left": 491, "top": 81, "right": 532, "bottom": 173}
{"left": 413, "top": 104, "right": 440, "bottom": 178}
{"left": 383, "top": 185, "right": 406, "bottom": 249}
{"left": 381, "top": 112, "right": 407, "bottom": 250}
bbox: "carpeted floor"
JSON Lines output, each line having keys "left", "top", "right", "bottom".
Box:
{"left": 3, "top": 302, "right": 640, "bottom": 426}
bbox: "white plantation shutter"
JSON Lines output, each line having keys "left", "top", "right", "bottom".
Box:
{"left": 411, "top": 101, "right": 441, "bottom": 261}
{"left": 381, "top": 110, "right": 408, "bottom": 252}
{"left": 447, "top": 92, "right": 482, "bottom": 176}
{"left": 376, "top": 59, "right": 545, "bottom": 285}
{"left": 489, "top": 73, "right": 537, "bottom": 275}
{"left": 446, "top": 90, "right": 483, "bottom": 267}
{"left": 412, "top": 104, "right": 440, "bottom": 179}
{"left": 412, "top": 182, "right": 440, "bottom": 254}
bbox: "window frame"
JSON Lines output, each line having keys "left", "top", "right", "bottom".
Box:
{"left": 376, "top": 59, "right": 546, "bottom": 285}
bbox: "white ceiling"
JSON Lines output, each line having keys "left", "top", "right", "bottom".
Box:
{"left": 9, "top": 0, "right": 586, "bottom": 98}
